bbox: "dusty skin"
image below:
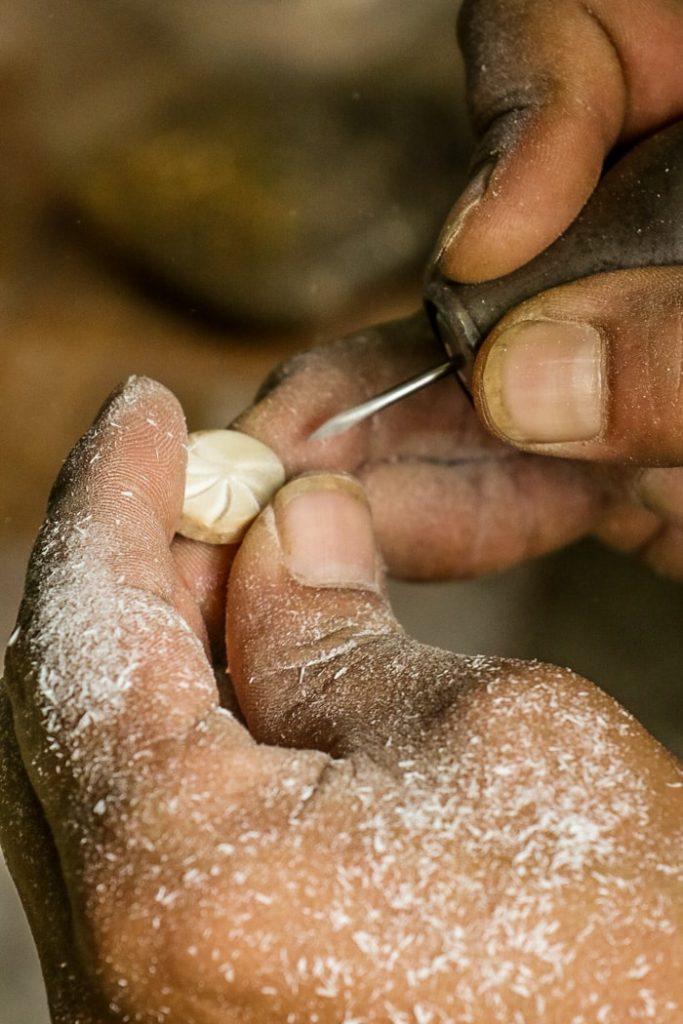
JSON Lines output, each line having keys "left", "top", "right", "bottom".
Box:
{"left": 1, "top": 377, "right": 681, "bottom": 1024}
{"left": 237, "top": 308, "right": 683, "bottom": 582}
{"left": 3, "top": 0, "right": 683, "bottom": 1018}
{"left": 438, "top": 0, "right": 683, "bottom": 283}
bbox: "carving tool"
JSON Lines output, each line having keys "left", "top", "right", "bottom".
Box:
{"left": 310, "top": 120, "right": 683, "bottom": 441}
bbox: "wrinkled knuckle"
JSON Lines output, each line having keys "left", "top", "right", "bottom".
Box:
{"left": 245, "top": 632, "right": 405, "bottom": 751}
{"left": 457, "top": 0, "right": 558, "bottom": 110}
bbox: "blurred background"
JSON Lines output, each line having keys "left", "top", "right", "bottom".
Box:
{"left": 1, "top": 2, "right": 682, "bottom": 1021}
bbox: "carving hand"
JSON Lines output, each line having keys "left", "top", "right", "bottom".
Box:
{"left": 439, "top": 0, "right": 683, "bottom": 572}
{"left": 239, "top": 0, "right": 683, "bottom": 581}
{"left": 236, "top": 312, "right": 683, "bottom": 580}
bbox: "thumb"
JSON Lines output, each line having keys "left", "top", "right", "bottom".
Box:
{"left": 472, "top": 267, "right": 683, "bottom": 465}
{"left": 227, "top": 474, "right": 406, "bottom": 756}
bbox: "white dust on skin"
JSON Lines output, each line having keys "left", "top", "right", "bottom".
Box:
{"left": 11, "top": 381, "right": 212, "bottom": 795}
{"left": 5, "top": 379, "right": 682, "bottom": 1023}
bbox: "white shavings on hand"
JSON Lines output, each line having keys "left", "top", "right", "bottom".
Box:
{"left": 5, "top": 376, "right": 682, "bottom": 1023}
{"left": 12, "top": 507, "right": 215, "bottom": 826}
{"left": 6, "top": 624, "right": 21, "bottom": 647}
{"left": 17, "top": 611, "right": 682, "bottom": 1023}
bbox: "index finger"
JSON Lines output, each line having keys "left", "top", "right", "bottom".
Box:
{"left": 439, "top": 0, "right": 683, "bottom": 282}
{"left": 5, "top": 376, "right": 249, "bottom": 819}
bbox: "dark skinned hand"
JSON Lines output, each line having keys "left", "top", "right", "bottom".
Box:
{"left": 1, "top": 378, "right": 682, "bottom": 1024}
{"left": 238, "top": 0, "right": 683, "bottom": 580}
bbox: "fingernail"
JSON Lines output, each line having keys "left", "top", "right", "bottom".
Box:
{"left": 435, "top": 161, "right": 496, "bottom": 263}
{"left": 275, "top": 474, "right": 377, "bottom": 587}
{"left": 480, "top": 320, "right": 604, "bottom": 444}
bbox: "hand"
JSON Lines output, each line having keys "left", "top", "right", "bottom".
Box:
{"left": 435, "top": 0, "right": 683, "bottom": 571}
{"left": 438, "top": 0, "right": 683, "bottom": 283}
{"left": 235, "top": 314, "right": 683, "bottom": 579}
{"left": 2, "top": 377, "right": 681, "bottom": 1022}
{"left": 237, "top": 0, "right": 683, "bottom": 581}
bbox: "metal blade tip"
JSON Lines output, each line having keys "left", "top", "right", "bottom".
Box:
{"left": 308, "top": 413, "right": 353, "bottom": 441}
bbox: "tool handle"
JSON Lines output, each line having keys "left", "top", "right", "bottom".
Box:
{"left": 425, "top": 120, "right": 683, "bottom": 383}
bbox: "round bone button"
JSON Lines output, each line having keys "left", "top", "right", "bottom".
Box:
{"left": 177, "top": 430, "right": 286, "bottom": 544}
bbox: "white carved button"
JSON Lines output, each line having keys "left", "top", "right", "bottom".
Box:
{"left": 178, "top": 430, "right": 286, "bottom": 544}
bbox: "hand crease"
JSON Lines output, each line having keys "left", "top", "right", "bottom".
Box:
{"left": 384, "top": 451, "right": 519, "bottom": 469}
{"left": 278, "top": 629, "right": 399, "bottom": 673}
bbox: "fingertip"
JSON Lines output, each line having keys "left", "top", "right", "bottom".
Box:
{"left": 230, "top": 472, "right": 383, "bottom": 608}
{"left": 58, "top": 376, "right": 187, "bottom": 488}
{"left": 80, "top": 376, "right": 186, "bottom": 461}
{"left": 451, "top": 0, "right": 626, "bottom": 281}
{"left": 97, "top": 375, "right": 187, "bottom": 453}
{"left": 438, "top": 107, "right": 608, "bottom": 283}
{"left": 234, "top": 356, "right": 367, "bottom": 478}
{"left": 43, "top": 376, "right": 190, "bottom": 586}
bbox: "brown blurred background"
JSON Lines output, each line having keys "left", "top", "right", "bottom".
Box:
{"left": 1, "top": 3, "right": 682, "bottom": 1021}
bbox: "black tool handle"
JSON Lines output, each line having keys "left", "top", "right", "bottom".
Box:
{"left": 424, "top": 120, "right": 683, "bottom": 384}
